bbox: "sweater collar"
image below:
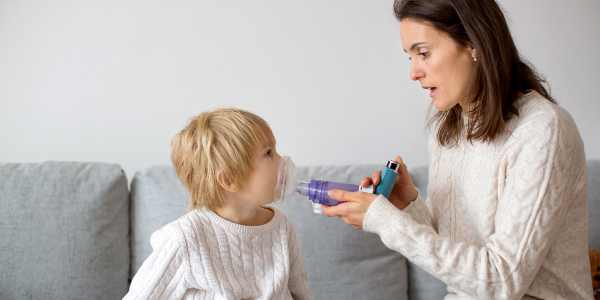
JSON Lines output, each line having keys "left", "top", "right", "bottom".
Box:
{"left": 198, "top": 206, "right": 284, "bottom": 235}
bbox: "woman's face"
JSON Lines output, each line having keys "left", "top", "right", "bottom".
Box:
{"left": 400, "top": 19, "right": 476, "bottom": 111}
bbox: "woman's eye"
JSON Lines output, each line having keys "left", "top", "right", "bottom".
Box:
{"left": 265, "top": 149, "right": 272, "bottom": 157}
{"left": 408, "top": 51, "right": 429, "bottom": 60}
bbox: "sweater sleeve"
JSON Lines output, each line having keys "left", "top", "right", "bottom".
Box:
{"left": 123, "top": 223, "right": 191, "bottom": 300}
{"left": 363, "top": 114, "right": 587, "bottom": 300}
{"left": 287, "top": 222, "right": 314, "bottom": 300}
{"left": 402, "top": 189, "right": 435, "bottom": 230}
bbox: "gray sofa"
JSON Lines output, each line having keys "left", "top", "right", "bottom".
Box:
{"left": 1, "top": 161, "right": 599, "bottom": 300}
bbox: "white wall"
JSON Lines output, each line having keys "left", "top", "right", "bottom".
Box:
{"left": 1, "top": 0, "right": 599, "bottom": 182}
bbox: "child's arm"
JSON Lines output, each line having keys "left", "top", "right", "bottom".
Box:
{"left": 123, "top": 223, "right": 192, "bottom": 300}
{"left": 287, "top": 223, "right": 314, "bottom": 300}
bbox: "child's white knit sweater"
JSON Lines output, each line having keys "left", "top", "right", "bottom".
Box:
{"left": 124, "top": 206, "right": 314, "bottom": 300}
{"left": 364, "top": 91, "right": 593, "bottom": 299}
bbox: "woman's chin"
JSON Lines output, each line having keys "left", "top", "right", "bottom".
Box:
{"left": 432, "top": 96, "right": 459, "bottom": 112}
{"left": 433, "top": 99, "right": 448, "bottom": 111}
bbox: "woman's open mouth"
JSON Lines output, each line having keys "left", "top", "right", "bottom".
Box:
{"left": 430, "top": 87, "right": 438, "bottom": 97}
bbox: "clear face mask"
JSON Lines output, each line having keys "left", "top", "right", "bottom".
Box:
{"left": 273, "top": 155, "right": 296, "bottom": 204}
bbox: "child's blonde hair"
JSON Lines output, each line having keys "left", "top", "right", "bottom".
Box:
{"left": 171, "top": 108, "right": 275, "bottom": 211}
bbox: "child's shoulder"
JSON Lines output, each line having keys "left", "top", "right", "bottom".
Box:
{"left": 264, "top": 206, "right": 299, "bottom": 234}
{"left": 149, "top": 210, "right": 202, "bottom": 248}
{"left": 147, "top": 209, "right": 228, "bottom": 262}
{"left": 268, "top": 206, "right": 294, "bottom": 224}
{"left": 258, "top": 206, "right": 290, "bottom": 224}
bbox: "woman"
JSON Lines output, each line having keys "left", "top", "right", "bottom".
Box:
{"left": 321, "top": 0, "right": 593, "bottom": 299}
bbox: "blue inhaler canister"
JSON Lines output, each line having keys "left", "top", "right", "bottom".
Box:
{"left": 374, "top": 160, "right": 400, "bottom": 199}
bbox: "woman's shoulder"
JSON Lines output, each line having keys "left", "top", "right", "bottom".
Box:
{"left": 499, "top": 91, "right": 586, "bottom": 168}
{"left": 512, "top": 91, "right": 577, "bottom": 132}
{"left": 509, "top": 91, "right": 582, "bottom": 142}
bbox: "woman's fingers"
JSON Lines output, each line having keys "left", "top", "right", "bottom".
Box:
{"left": 322, "top": 159, "right": 415, "bottom": 227}
{"left": 321, "top": 203, "right": 362, "bottom": 227}
{"left": 371, "top": 171, "right": 382, "bottom": 186}
{"left": 360, "top": 177, "right": 373, "bottom": 187}
{"left": 394, "top": 156, "right": 412, "bottom": 185}
{"left": 327, "top": 189, "right": 356, "bottom": 203}
{"left": 321, "top": 190, "right": 354, "bottom": 217}
{"left": 323, "top": 189, "right": 380, "bottom": 227}
{"left": 321, "top": 203, "right": 343, "bottom": 217}
{"left": 384, "top": 156, "right": 418, "bottom": 209}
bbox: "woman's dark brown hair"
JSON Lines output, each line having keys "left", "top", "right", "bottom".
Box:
{"left": 394, "top": 0, "right": 555, "bottom": 146}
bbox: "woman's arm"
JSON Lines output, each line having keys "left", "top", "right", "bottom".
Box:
{"left": 401, "top": 190, "right": 434, "bottom": 229}
{"left": 362, "top": 115, "right": 587, "bottom": 299}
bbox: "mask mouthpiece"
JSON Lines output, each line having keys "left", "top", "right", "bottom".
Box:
{"left": 273, "top": 156, "right": 296, "bottom": 204}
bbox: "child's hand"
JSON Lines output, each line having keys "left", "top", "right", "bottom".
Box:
{"left": 360, "top": 156, "right": 418, "bottom": 211}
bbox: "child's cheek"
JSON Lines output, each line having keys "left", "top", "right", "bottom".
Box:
{"left": 269, "top": 170, "right": 278, "bottom": 191}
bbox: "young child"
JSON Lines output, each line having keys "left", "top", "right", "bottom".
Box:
{"left": 124, "top": 108, "right": 314, "bottom": 300}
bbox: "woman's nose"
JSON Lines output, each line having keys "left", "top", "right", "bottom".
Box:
{"left": 410, "top": 61, "right": 424, "bottom": 81}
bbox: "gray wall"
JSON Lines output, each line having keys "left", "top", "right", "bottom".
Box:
{"left": 1, "top": 0, "right": 598, "bottom": 179}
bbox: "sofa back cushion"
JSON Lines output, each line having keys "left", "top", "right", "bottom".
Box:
{"left": 0, "top": 162, "right": 130, "bottom": 300}
{"left": 130, "top": 166, "right": 190, "bottom": 276}
{"left": 587, "top": 160, "right": 600, "bottom": 250}
{"left": 131, "top": 164, "right": 409, "bottom": 300}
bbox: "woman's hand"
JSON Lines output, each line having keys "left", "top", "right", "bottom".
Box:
{"left": 320, "top": 189, "right": 379, "bottom": 229}
{"left": 363, "top": 156, "right": 418, "bottom": 211}
{"left": 321, "top": 156, "right": 418, "bottom": 228}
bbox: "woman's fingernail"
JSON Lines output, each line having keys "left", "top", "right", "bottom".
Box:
{"left": 328, "top": 190, "right": 337, "bottom": 198}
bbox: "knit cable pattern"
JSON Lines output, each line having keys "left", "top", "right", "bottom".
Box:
{"left": 124, "top": 207, "right": 314, "bottom": 300}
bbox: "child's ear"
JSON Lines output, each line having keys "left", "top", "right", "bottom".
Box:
{"left": 216, "top": 170, "right": 238, "bottom": 193}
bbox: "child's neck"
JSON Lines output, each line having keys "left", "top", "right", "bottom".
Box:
{"left": 213, "top": 201, "right": 273, "bottom": 226}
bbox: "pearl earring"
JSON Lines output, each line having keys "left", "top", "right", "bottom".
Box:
{"left": 474, "top": 57, "right": 477, "bottom": 62}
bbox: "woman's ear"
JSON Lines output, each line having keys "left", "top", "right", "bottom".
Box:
{"left": 216, "top": 170, "right": 238, "bottom": 193}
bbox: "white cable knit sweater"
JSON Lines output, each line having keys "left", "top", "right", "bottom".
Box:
{"left": 364, "top": 91, "right": 593, "bottom": 300}
{"left": 123, "top": 206, "right": 314, "bottom": 300}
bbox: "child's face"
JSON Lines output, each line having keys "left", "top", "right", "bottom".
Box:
{"left": 236, "top": 138, "right": 281, "bottom": 206}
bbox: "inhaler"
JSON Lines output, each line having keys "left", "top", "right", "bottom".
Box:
{"left": 273, "top": 156, "right": 401, "bottom": 214}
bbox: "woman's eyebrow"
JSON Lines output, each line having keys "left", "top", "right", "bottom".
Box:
{"left": 404, "top": 42, "right": 426, "bottom": 53}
